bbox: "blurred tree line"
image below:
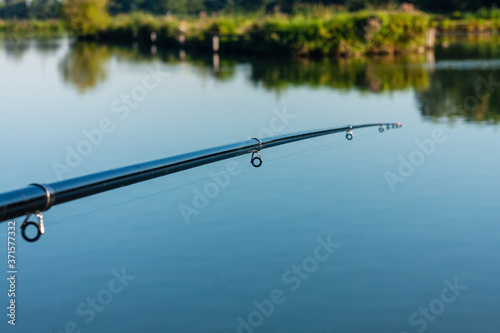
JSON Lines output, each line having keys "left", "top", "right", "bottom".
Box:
{"left": 0, "top": 0, "right": 498, "bottom": 19}
{"left": 0, "top": 0, "right": 61, "bottom": 19}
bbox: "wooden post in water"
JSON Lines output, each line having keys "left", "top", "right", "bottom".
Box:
{"left": 426, "top": 49, "right": 435, "bottom": 65}
{"left": 150, "top": 32, "right": 157, "bottom": 55}
{"left": 425, "top": 28, "right": 436, "bottom": 69}
{"left": 212, "top": 35, "right": 220, "bottom": 53}
{"left": 179, "top": 24, "right": 187, "bottom": 47}
{"left": 179, "top": 32, "right": 186, "bottom": 61}
{"left": 426, "top": 28, "right": 436, "bottom": 49}
{"left": 213, "top": 53, "right": 220, "bottom": 73}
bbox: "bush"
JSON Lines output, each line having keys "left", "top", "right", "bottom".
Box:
{"left": 102, "top": 12, "right": 179, "bottom": 44}
{"left": 0, "top": 19, "right": 64, "bottom": 34}
{"left": 246, "top": 11, "right": 429, "bottom": 56}
{"left": 63, "top": 0, "right": 110, "bottom": 36}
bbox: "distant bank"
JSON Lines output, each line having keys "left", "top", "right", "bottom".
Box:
{"left": 1, "top": 10, "right": 499, "bottom": 57}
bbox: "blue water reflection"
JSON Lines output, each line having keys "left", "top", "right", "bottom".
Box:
{"left": 0, "top": 37, "right": 499, "bottom": 333}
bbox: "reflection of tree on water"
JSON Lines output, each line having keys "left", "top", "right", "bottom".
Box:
{"left": 415, "top": 69, "right": 500, "bottom": 124}
{"left": 414, "top": 35, "right": 500, "bottom": 124}
{"left": 2, "top": 39, "right": 30, "bottom": 59}
{"left": 246, "top": 55, "right": 430, "bottom": 93}
{"left": 435, "top": 34, "right": 500, "bottom": 61}
{"left": 34, "top": 38, "right": 62, "bottom": 54}
{"left": 2, "top": 38, "right": 62, "bottom": 59}
{"left": 59, "top": 42, "right": 111, "bottom": 93}
{"left": 54, "top": 39, "right": 500, "bottom": 124}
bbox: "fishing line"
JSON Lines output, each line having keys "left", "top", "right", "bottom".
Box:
{"left": 47, "top": 131, "right": 376, "bottom": 226}
{"left": 0, "top": 123, "right": 403, "bottom": 241}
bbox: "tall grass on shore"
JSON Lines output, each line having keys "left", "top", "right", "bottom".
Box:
{"left": 101, "top": 12, "right": 180, "bottom": 46}
{"left": 97, "top": 11, "right": 430, "bottom": 57}
{"left": 433, "top": 7, "right": 500, "bottom": 33}
{"left": 247, "top": 11, "right": 429, "bottom": 56}
{"left": 2, "top": 7, "right": 499, "bottom": 57}
{"left": 0, "top": 19, "right": 64, "bottom": 36}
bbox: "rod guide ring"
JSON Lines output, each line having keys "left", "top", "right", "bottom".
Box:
{"left": 21, "top": 211, "right": 45, "bottom": 242}
{"left": 251, "top": 138, "right": 262, "bottom": 151}
{"left": 29, "top": 183, "right": 54, "bottom": 211}
{"left": 249, "top": 138, "right": 263, "bottom": 167}
{"left": 250, "top": 151, "right": 263, "bottom": 168}
{"left": 346, "top": 126, "right": 354, "bottom": 141}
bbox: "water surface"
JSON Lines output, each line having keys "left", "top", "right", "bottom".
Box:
{"left": 0, "top": 36, "right": 499, "bottom": 333}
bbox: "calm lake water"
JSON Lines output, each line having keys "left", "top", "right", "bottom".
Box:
{"left": 0, "top": 35, "right": 499, "bottom": 332}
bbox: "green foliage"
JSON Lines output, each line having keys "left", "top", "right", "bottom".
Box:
{"left": 246, "top": 56, "right": 430, "bottom": 93}
{"left": 291, "top": 3, "right": 345, "bottom": 17}
{"left": 29, "top": 0, "right": 61, "bottom": 19}
{"left": 0, "top": 1, "right": 28, "bottom": 19}
{"left": 61, "top": 9, "right": 430, "bottom": 55}
{"left": 109, "top": 0, "right": 136, "bottom": 15}
{"left": 102, "top": 12, "right": 180, "bottom": 43}
{"left": 435, "top": 7, "right": 500, "bottom": 33}
{"left": 57, "top": 40, "right": 432, "bottom": 94}
{"left": 163, "top": 0, "right": 187, "bottom": 14}
{"left": 246, "top": 11, "right": 429, "bottom": 56}
{"left": 2, "top": 1, "right": 498, "bottom": 55}
{"left": 1, "top": 0, "right": 500, "bottom": 21}
{"left": 0, "top": 19, "right": 64, "bottom": 34}
{"left": 63, "top": 0, "right": 110, "bottom": 36}
{"left": 60, "top": 42, "right": 111, "bottom": 92}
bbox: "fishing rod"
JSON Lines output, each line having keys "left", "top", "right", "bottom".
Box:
{"left": 0, "top": 122, "right": 402, "bottom": 242}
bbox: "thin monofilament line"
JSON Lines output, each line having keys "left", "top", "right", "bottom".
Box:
{"left": 0, "top": 122, "right": 402, "bottom": 225}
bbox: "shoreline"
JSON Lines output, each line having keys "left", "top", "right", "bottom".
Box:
{"left": 1, "top": 12, "right": 498, "bottom": 58}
